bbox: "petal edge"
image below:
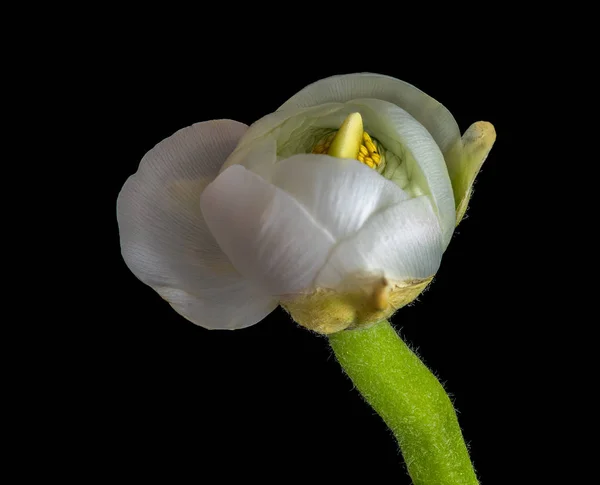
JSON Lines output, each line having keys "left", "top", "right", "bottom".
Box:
{"left": 117, "top": 120, "right": 276, "bottom": 329}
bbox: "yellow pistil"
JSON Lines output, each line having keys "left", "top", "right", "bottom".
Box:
{"left": 312, "top": 113, "right": 383, "bottom": 170}
{"left": 328, "top": 112, "right": 364, "bottom": 159}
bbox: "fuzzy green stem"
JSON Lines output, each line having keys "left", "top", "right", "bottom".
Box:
{"left": 328, "top": 321, "right": 478, "bottom": 485}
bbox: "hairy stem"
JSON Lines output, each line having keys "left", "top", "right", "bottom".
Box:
{"left": 329, "top": 321, "right": 478, "bottom": 485}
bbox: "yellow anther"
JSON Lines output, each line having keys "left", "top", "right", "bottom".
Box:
{"left": 365, "top": 140, "right": 377, "bottom": 154}
{"left": 359, "top": 145, "right": 368, "bottom": 156}
{"left": 364, "top": 156, "right": 374, "bottom": 165}
{"left": 371, "top": 153, "right": 381, "bottom": 164}
{"left": 363, "top": 132, "right": 373, "bottom": 144}
{"left": 328, "top": 113, "right": 363, "bottom": 159}
{"left": 357, "top": 153, "right": 365, "bottom": 163}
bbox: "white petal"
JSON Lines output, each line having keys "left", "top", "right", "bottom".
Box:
{"left": 279, "top": 73, "right": 461, "bottom": 160}
{"left": 235, "top": 103, "right": 343, "bottom": 151}
{"left": 117, "top": 120, "right": 277, "bottom": 329}
{"left": 316, "top": 196, "right": 444, "bottom": 288}
{"left": 264, "top": 101, "right": 454, "bottom": 245}
{"left": 200, "top": 165, "right": 336, "bottom": 295}
{"left": 346, "top": 98, "right": 456, "bottom": 248}
{"left": 156, "top": 284, "right": 277, "bottom": 330}
{"left": 274, "top": 104, "right": 344, "bottom": 157}
{"left": 220, "top": 134, "right": 278, "bottom": 181}
{"left": 222, "top": 103, "right": 345, "bottom": 179}
{"left": 271, "top": 154, "right": 409, "bottom": 240}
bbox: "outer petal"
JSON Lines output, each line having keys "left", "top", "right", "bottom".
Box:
{"left": 117, "top": 120, "right": 278, "bottom": 329}
{"left": 316, "top": 196, "right": 444, "bottom": 289}
{"left": 200, "top": 165, "right": 336, "bottom": 295}
{"left": 279, "top": 73, "right": 462, "bottom": 160}
{"left": 348, "top": 98, "right": 456, "bottom": 248}
{"left": 270, "top": 154, "right": 409, "bottom": 240}
{"left": 155, "top": 284, "right": 276, "bottom": 330}
{"left": 450, "top": 122, "right": 497, "bottom": 224}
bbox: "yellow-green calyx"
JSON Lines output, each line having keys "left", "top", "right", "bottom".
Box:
{"left": 281, "top": 277, "right": 433, "bottom": 335}
{"left": 283, "top": 112, "right": 433, "bottom": 335}
{"left": 312, "top": 112, "right": 382, "bottom": 170}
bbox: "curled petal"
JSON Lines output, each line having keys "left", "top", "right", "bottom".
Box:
{"left": 200, "top": 165, "right": 336, "bottom": 295}
{"left": 279, "top": 73, "right": 462, "bottom": 161}
{"left": 224, "top": 103, "right": 345, "bottom": 178}
{"left": 117, "top": 120, "right": 277, "bottom": 329}
{"left": 270, "top": 154, "right": 409, "bottom": 240}
{"left": 347, "top": 99, "right": 456, "bottom": 247}
{"left": 316, "top": 196, "right": 444, "bottom": 289}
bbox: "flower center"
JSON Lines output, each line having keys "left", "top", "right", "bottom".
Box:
{"left": 311, "top": 112, "right": 382, "bottom": 169}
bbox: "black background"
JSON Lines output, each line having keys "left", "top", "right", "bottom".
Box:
{"left": 90, "top": 33, "right": 539, "bottom": 484}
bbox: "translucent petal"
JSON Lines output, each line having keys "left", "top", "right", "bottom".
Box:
{"left": 279, "top": 73, "right": 462, "bottom": 159}
{"left": 346, "top": 98, "right": 456, "bottom": 248}
{"left": 117, "top": 120, "right": 277, "bottom": 329}
{"left": 316, "top": 196, "right": 444, "bottom": 288}
{"left": 156, "top": 285, "right": 277, "bottom": 330}
{"left": 200, "top": 165, "right": 336, "bottom": 295}
{"left": 270, "top": 154, "right": 409, "bottom": 240}
{"left": 220, "top": 134, "right": 278, "bottom": 182}
{"left": 222, "top": 103, "right": 345, "bottom": 179}
{"left": 236, "top": 103, "right": 343, "bottom": 152}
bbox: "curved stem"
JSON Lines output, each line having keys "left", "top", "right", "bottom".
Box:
{"left": 328, "top": 321, "right": 478, "bottom": 485}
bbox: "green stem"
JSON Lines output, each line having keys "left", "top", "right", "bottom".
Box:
{"left": 328, "top": 321, "right": 478, "bottom": 485}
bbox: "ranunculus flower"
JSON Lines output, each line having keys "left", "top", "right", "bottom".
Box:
{"left": 117, "top": 73, "right": 495, "bottom": 334}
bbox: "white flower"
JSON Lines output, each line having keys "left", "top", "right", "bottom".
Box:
{"left": 117, "top": 73, "right": 495, "bottom": 333}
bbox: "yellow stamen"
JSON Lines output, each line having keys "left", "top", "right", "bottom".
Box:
{"left": 365, "top": 140, "right": 377, "bottom": 154}
{"left": 327, "top": 112, "right": 364, "bottom": 159}
{"left": 371, "top": 153, "right": 381, "bottom": 165}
